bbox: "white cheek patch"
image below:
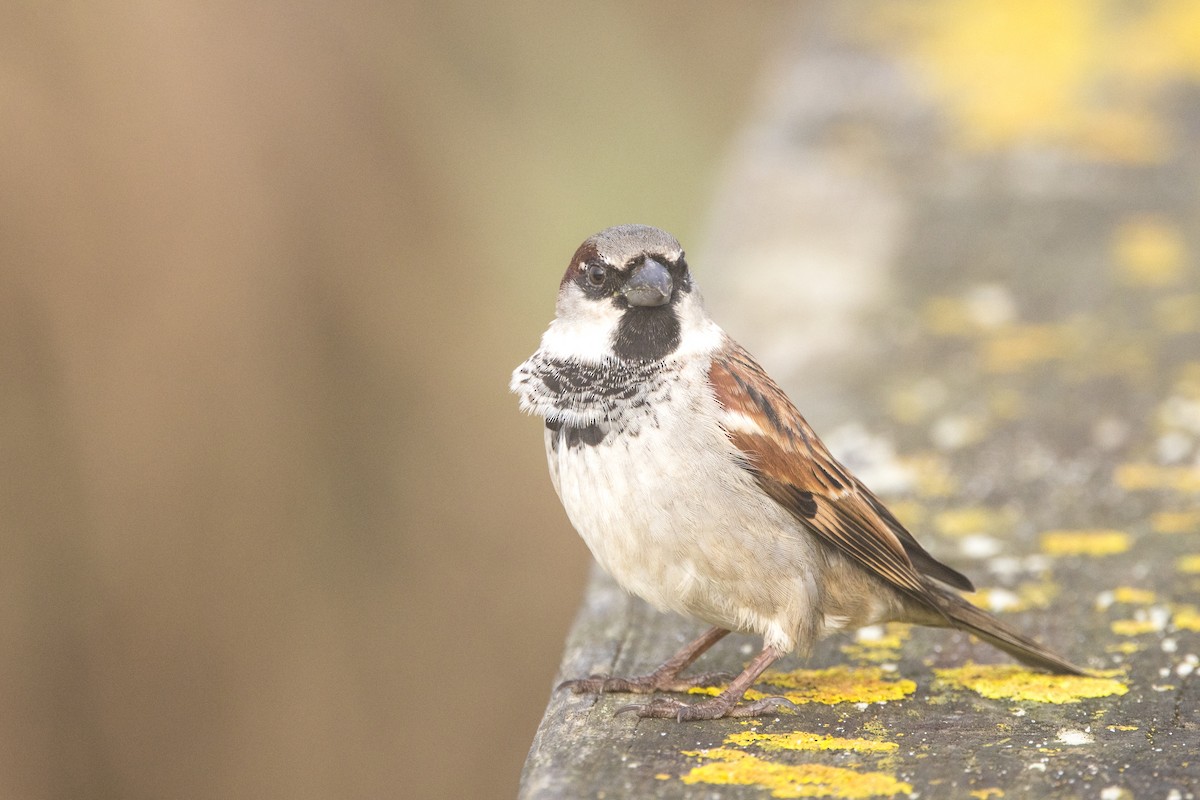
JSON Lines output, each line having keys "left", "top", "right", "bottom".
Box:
{"left": 538, "top": 284, "right": 624, "bottom": 363}
{"left": 671, "top": 291, "right": 724, "bottom": 359}
{"left": 536, "top": 276, "right": 724, "bottom": 365}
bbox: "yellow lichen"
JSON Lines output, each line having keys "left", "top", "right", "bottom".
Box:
{"left": 1173, "top": 605, "right": 1200, "bottom": 632}
{"left": 852, "top": 629, "right": 908, "bottom": 649}
{"left": 980, "top": 324, "right": 1079, "bottom": 373}
{"left": 691, "top": 666, "right": 917, "bottom": 706}
{"left": 1155, "top": 510, "right": 1200, "bottom": 534}
{"left": 1105, "top": 641, "right": 1143, "bottom": 655}
{"left": 861, "top": 720, "right": 889, "bottom": 738}
{"left": 841, "top": 623, "right": 912, "bottom": 663}
{"left": 725, "top": 731, "right": 898, "bottom": 754}
{"left": 934, "top": 506, "right": 1015, "bottom": 537}
{"left": 1113, "top": 216, "right": 1186, "bottom": 286}
{"left": 893, "top": 1, "right": 1117, "bottom": 153}
{"left": 921, "top": 296, "right": 984, "bottom": 336}
{"left": 969, "top": 789, "right": 1005, "bottom": 800}
{"left": 968, "top": 581, "right": 1058, "bottom": 614}
{"left": 1114, "top": 463, "right": 1200, "bottom": 492}
{"left": 1040, "top": 529, "right": 1131, "bottom": 556}
{"left": 901, "top": 454, "right": 959, "bottom": 497}
{"left": 1177, "top": 555, "right": 1200, "bottom": 574}
{"left": 888, "top": 384, "right": 940, "bottom": 424}
{"left": 859, "top": 0, "right": 1200, "bottom": 162}
{"left": 680, "top": 748, "right": 912, "bottom": 799}
{"left": 760, "top": 667, "right": 918, "bottom": 705}
{"left": 1110, "top": 618, "right": 1162, "bottom": 636}
{"left": 1112, "top": 587, "right": 1157, "bottom": 604}
{"left": 1106, "top": 725, "right": 1139, "bottom": 732}
{"left": 936, "top": 663, "right": 1128, "bottom": 703}
{"left": 1117, "top": 0, "right": 1200, "bottom": 81}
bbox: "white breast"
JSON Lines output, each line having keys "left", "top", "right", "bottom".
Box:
{"left": 545, "top": 359, "right": 824, "bottom": 653}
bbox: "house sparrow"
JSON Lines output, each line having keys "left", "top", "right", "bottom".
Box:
{"left": 511, "top": 225, "right": 1085, "bottom": 721}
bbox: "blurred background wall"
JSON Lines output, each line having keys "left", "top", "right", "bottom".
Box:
{"left": 0, "top": 3, "right": 787, "bottom": 798}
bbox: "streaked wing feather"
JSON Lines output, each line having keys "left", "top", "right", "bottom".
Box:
{"left": 709, "top": 341, "right": 966, "bottom": 600}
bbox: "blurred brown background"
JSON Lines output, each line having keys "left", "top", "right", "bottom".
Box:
{"left": 0, "top": 3, "right": 786, "bottom": 798}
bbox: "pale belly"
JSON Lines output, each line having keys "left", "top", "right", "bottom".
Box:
{"left": 545, "top": 415, "right": 833, "bottom": 652}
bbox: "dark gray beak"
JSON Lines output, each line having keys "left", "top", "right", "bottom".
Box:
{"left": 622, "top": 258, "right": 672, "bottom": 307}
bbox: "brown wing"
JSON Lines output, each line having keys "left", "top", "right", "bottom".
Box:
{"left": 707, "top": 341, "right": 973, "bottom": 601}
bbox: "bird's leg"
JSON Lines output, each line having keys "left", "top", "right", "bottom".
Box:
{"left": 560, "top": 626, "right": 733, "bottom": 694}
{"left": 617, "top": 644, "right": 797, "bottom": 720}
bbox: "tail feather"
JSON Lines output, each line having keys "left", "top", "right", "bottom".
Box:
{"left": 934, "top": 592, "right": 1087, "bottom": 676}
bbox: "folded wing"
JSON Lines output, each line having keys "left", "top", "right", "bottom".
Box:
{"left": 707, "top": 341, "right": 974, "bottom": 602}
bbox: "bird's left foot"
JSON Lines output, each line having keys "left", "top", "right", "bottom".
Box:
{"left": 616, "top": 694, "right": 797, "bottom": 721}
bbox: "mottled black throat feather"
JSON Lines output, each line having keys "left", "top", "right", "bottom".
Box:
{"left": 613, "top": 305, "right": 681, "bottom": 361}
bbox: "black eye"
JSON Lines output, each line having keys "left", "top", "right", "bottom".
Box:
{"left": 586, "top": 264, "right": 607, "bottom": 287}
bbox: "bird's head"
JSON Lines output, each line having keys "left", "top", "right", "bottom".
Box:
{"left": 544, "top": 225, "right": 715, "bottom": 363}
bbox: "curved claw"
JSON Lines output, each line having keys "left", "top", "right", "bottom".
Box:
{"left": 557, "top": 675, "right": 611, "bottom": 694}
{"left": 614, "top": 697, "right": 686, "bottom": 718}
{"left": 614, "top": 701, "right": 649, "bottom": 717}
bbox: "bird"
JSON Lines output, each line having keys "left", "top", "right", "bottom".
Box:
{"left": 510, "top": 224, "right": 1086, "bottom": 721}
